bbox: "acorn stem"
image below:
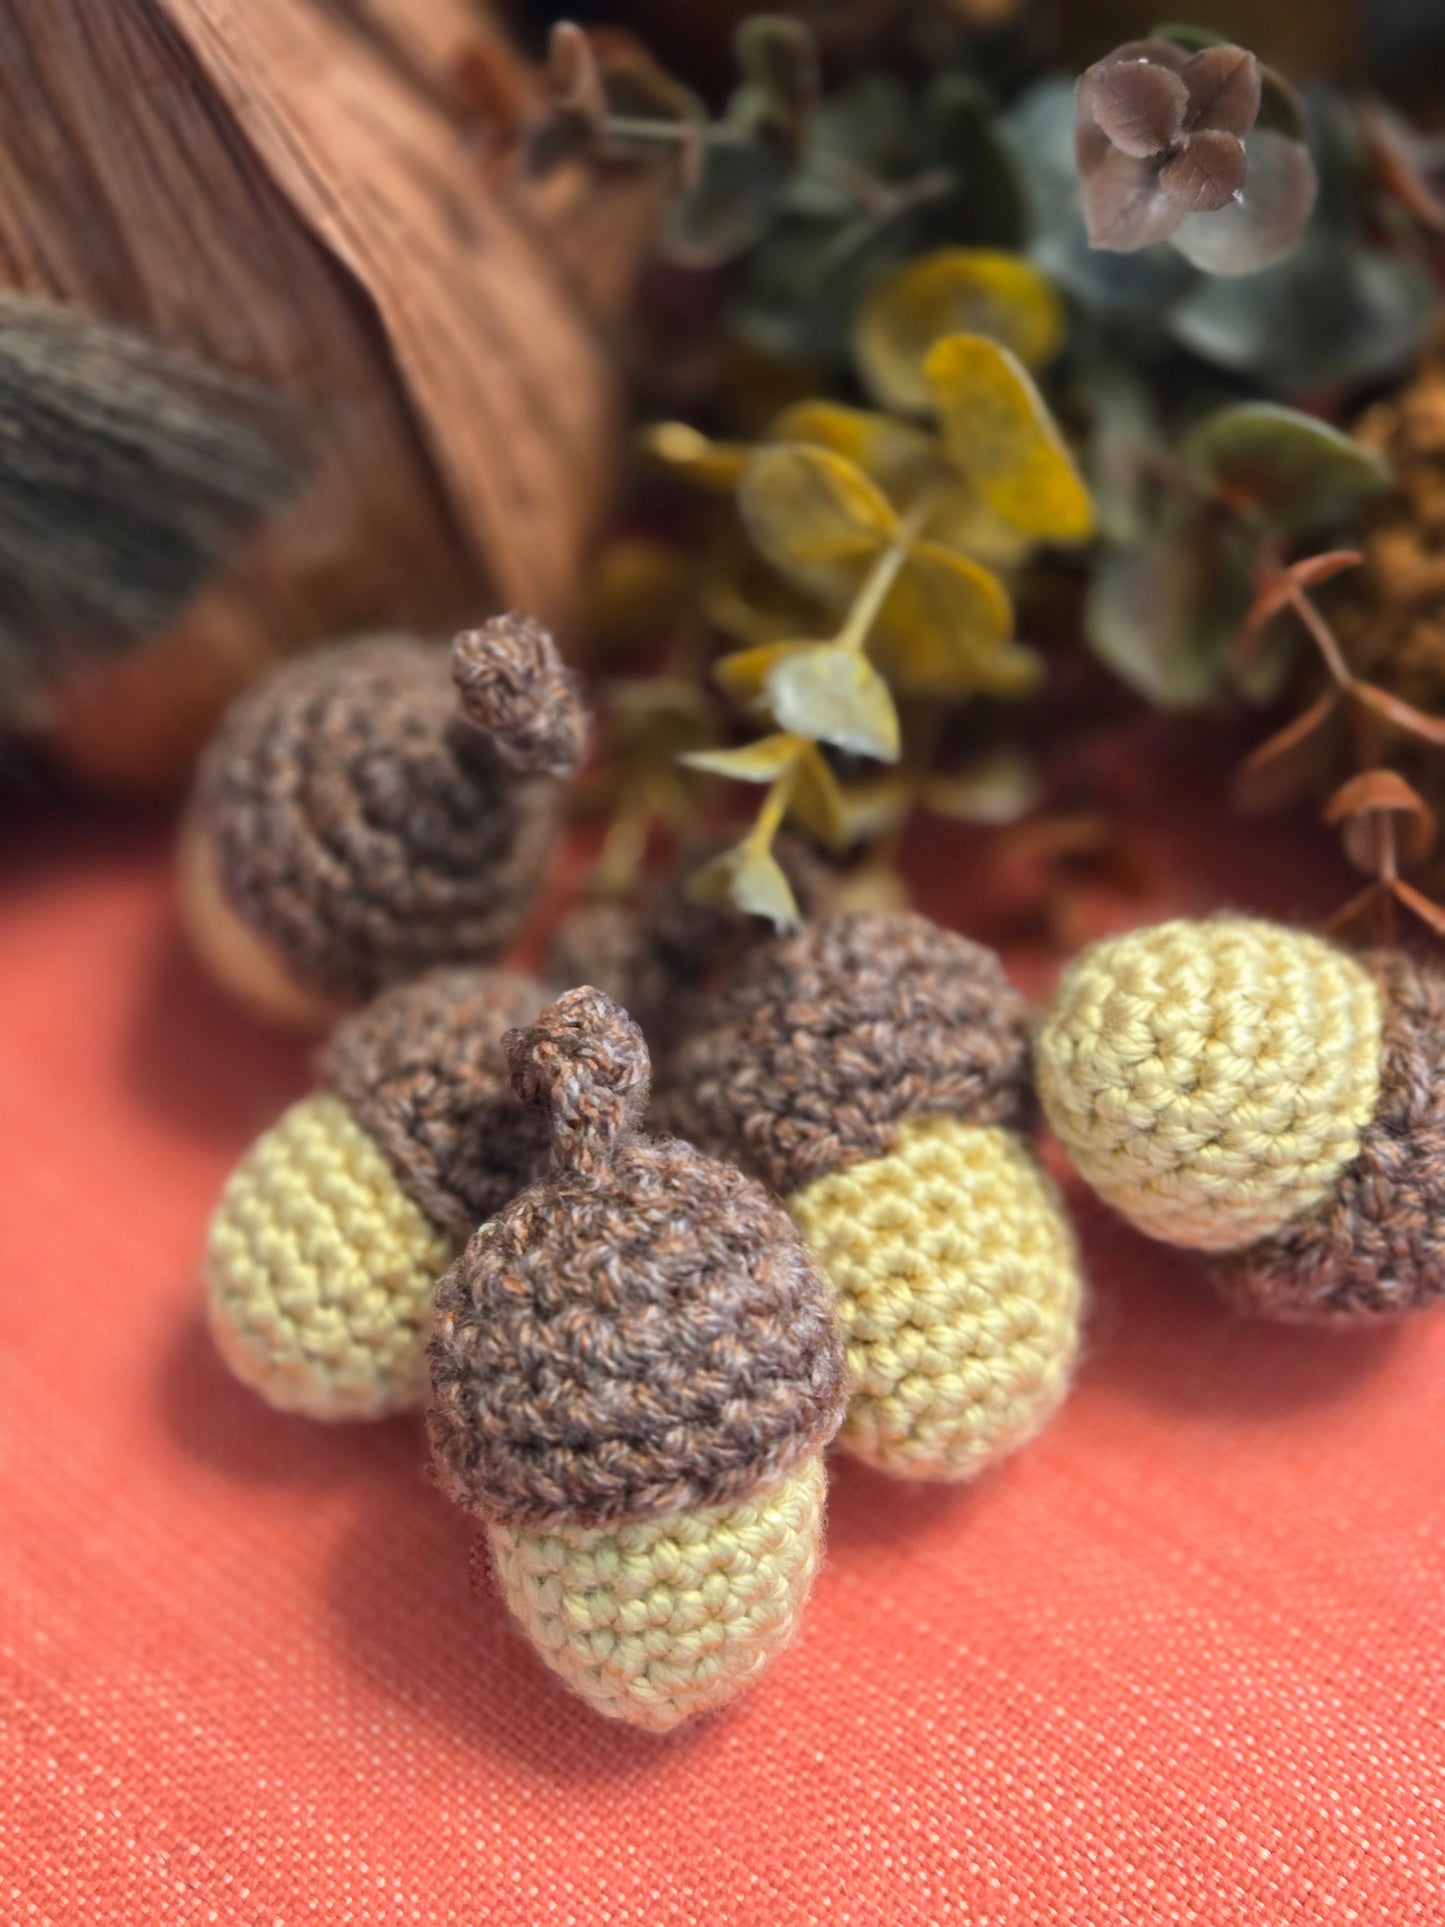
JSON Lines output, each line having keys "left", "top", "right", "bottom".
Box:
{"left": 504, "top": 987, "right": 651, "bottom": 1175}
{"left": 452, "top": 613, "right": 590, "bottom": 776}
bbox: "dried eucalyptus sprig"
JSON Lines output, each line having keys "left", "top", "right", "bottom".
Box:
{"left": 1234, "top": 551, "right": 1445, "bottom": 816}
{"left": 1325, "top": 770, "right": 1445, "bottom": 942}
{"left": 647, "top": 248, "right": 1094, "bottom": 927}
{"left": 1075, "top": 35, "right": 1317, "bottom": 275}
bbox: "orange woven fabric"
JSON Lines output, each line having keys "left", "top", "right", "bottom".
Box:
{"left": 3, "top": 809, "right": 1444, "bottom": 1926}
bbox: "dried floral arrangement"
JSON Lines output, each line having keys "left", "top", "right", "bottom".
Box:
{"left": 487, "top": 8, "right": 1445, "bottom": 940}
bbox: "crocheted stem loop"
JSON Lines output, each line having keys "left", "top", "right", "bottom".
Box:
{"left": 505, "top": 986, "right": 651, "bottom": 1178}
{"left": 451, "top": 613, "right": 590, "bottom": 778}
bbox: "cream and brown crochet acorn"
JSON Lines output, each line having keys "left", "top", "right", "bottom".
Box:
{"left": 206, "top": 967, "right": 551, "bottom": 1419}
{"left": 179, "top": 615, "right": 589, "bottom": 1027}
{"left": 1038, "top": 916, "right": 1445, "bottom": 1320}
{"left": 428, "top": 986, "right": 847, "bottom": 1731}
{"left": 652, "top": 911, "right": 1086, "bottom": 1483}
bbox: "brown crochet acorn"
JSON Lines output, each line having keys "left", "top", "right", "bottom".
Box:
{"left": 653, "top": 912, "right": 1086, "bottom": 1482}
{"left": 179, "top": 614, "right": 589, "bottom": 1027}
{"left": 1210, "top": 950, "right": 1445, "bottom": 1320}
{"left": 1039, "top": 917, "right": 1445, "bottom": 1324}
{"left": 206, "top": 966, "right": 552, "bottom": 1419}
{"left": 428, "top": 985, "right": 847, "bottom": 1729}
{"left": 547, "top": 833, "right": 838, "bottom": 1066}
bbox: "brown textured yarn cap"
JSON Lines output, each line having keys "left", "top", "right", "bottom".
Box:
{"left": 1211, "top": 950, "right": 1445, "bottom": 1320}
{"left": 191, "top": 617, "right": 588, "bottom": 1000}
{"left": 547, "top": 834, "right": 838, "bottom": 1062}
{"left": 321, "top": 966, "right": 552, "bottom": 1247}
{"left": 654, "top": 911, "right": 1036, "bottom": 1198}
{"left": 427, "top": 986, "right": 847, "bottom": 1531}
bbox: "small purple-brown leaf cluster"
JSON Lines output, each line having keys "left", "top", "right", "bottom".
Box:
{"left": 1076, "top": 40, "right": 1316, "bottom": 274}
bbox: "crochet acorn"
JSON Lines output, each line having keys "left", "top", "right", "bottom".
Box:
{"left": 653, "top": 912, "right": 1085, "bottom": 1483}
{"left": 206, "top": 967, "right": 551, "bottom": 1419}
{"left": 179, "top": 614, "right": 589, "bottom": 1027}
{"left": 1037, "top": 917, "right": 1445, "bottom": 1320}
{"left": 428, "top": 987, "right": 847, "bottom": 1731}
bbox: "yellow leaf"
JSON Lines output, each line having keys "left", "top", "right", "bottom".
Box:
{"left": 836, "top": 771, "right": 916, "bottom": 841}
{"left": 640, "top": 421, "right": 751, "bottom": 491}
{"left": 925, "top": 335, "right": 1094, "bottom": 544}
{"left": 767, "top": 401, "right": 938, "bottom": 500}
{"left": 739, "top": 444, "right": 898, "bottom": 582}
{"left": 679, "top": 734, "right": 803, "bottom": 783}
{"left": 714, "top": 641, "right": 815, "bottom": 709}
{"left": 765, "top": 643, "right": 901, "bottom": 762}
{"left": 766, "top": 402, "right": 1032, "bottom": 569}
{"left": 970, "top": 644, "right": 1045, "bottom": 699}
{"left": 790, "top": 743, "right": 852, "bottom": 852}
{"left": 916, "top": 477, "right": 1036, "bottom": 571}
{"left": 687, "top": 841, "right": 801, "bottom": 930}
{"left": 701, "top": 538, "right": 826, "bottom": 644}
{"left": 868, "top": 541, "right": 1015, "bottom": 697}
{"left": 856, "top": 250, "right": 1066, "bottom": 414}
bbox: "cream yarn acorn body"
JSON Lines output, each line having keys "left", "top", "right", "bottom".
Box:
{"left": 428, "top": 987, "right": 847, "bottom": 1730}
{"left": 1039, "top": 917, "right": 1445, "bottom": 1320}
{"left": 206, "top": 967, "right": 549, "bottom": 1418}
{"left": 654, "top": 912, "right": 1085, "bottom": 1482}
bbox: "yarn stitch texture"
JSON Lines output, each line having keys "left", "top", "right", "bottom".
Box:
{"left": 656, "top": 912, "right": 1036, "bottom": 1198}
{"left": 428, "top": 987, "right": 847, "bottom": 1531}
{"left": 322, "top": 966, "right": 550, "bottom": 1247}
{"left": 484, "top": 1456, "right": 826, "bottom": 1731}
{"left": 1038, "top": 917, "right": 1383, "bottom": 1251}
{"left": 207, "top": 1092, "right": 451, "bottom": 1419}
{"left": 189, "top": 620, "right": 585, "bottom": 1000}
{"left": 548, "top": 834, "right": 836, "bottom": 1066}
{"left": 1211, "top": 949, "right": 1445, "bottom": 1318}
{"left": 787, "top": 1117, "right": 1083, "bottom": 1478}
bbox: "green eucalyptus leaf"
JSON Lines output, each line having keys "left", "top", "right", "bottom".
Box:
{"left": 923, "top": 74, "right": 1028, "bottom": 251}
{"left": 1085, "top": 509, "right": 1249, "bottom": 708}
{"left": 731, "top": 14, "right": 819, "bottom": 157}
{"left": 1169, "top": 232, "right": 1433, "bottom": 392}
{"left": 663, "top": 137, "right": 792, "bottom": 267}
{"left": 1182, "top": 402, "right": 1390, "bottom": 532}
{"left": 1149, "top": 23, "right": 1226, "bottom": 52}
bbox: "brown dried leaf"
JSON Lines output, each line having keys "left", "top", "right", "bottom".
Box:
{"left": 1243, "top": 550, "right": 1362, "bottom": 633}
{"left": 1362, "top": 104, "right": 1445, "bottom": 236}
{"left": 1082, "top": 147, "right": 1185, "bottom": 252}
{"left": 1159, "top": 130, "right": 1247, "bottom": 214}
{"left": 1325, "top": 878, "right": 1386, "bottom": 939}
{"left": 1180, "top": 46, "right": 1261, "bottom": 138}
{"left": 1085, "top": 59, "right": 1188, "bottom": 160}
{"left": 1349, "top": 680, "right": 1445, "bottom": 750}
{"left": 1325, "top": 769, "right": 1437, "bottom": 870}
{"left": 1232, "top": 687, "right": 1340, "bottom": 813}
{"left": 1171, "top": 130, "right": 1318, "bottom": 276}
{"left": 1391, "top": 878, "right": 1445, "bottom": 939}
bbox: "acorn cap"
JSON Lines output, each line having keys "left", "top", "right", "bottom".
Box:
{"left": 1211, "top": 950, "right": 1445, "bottom": 1319}
{"left": 320, "top": 966, "right": 552, "bottom": 1246}
{"left": 655, "top": 911, "right": 1036, "bottom": 1198}
{"left": 547, "top": 833, "right": 838, "bottom": 1061}
{"left": 189, "top": 619, "right": 588, "bottom": 1000}
{"left": 427, "top": 986, "right": 847, "bottom": 1532}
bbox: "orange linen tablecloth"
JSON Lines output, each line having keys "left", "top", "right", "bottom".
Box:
{"left": 3, "top": 805, "right": 1443, "bottom": 1926}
